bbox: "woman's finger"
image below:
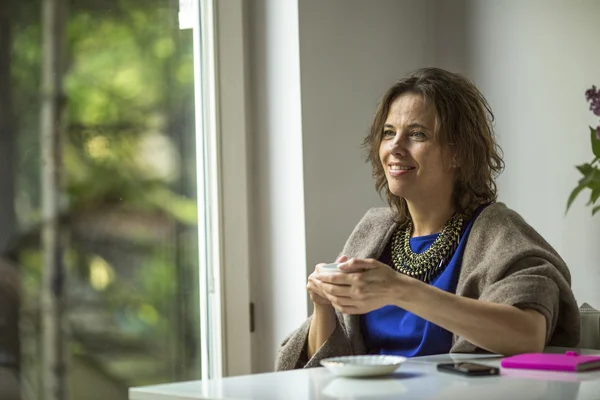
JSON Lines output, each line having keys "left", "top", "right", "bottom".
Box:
{"left": 337, "top": 258, "right": 377, "bottom": 272}
{"left": 335, "top": 255, "right": 348, "bottom": 263}
{"left": 328, "top": 293, "right": 356, "bottom": 307}
{"left": 320, "top": 281, "right": 352, "bottom": 298}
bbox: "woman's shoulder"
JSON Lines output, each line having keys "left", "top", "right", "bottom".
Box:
{"left": 340, "top": 207, "right": 398, "bottom": 259}
{"left": 469, "top": 202, "right": 560, "bottom": 258}
{"left": 360, "top": 207, "right": 397, "bottom": 224}
{"left": 476, "top": 202, "right": 524, "bottom": 224}
{"left": 349, "top": 206, "right": 398, "bottom": 240}
{"left": 472, "top": 202, "right": 538, "bottom": 235}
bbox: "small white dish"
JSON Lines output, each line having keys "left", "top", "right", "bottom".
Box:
{"left": 320, "top": 355, "right": 407, "bottom": 378}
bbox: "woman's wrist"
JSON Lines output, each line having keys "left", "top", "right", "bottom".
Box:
{"left": 308, "top": 302, "right": 337, "bottom": 359}
{"left": 313, "top": 302, "right": 335, "bottom": 314}
{"left": 390, "top": 272, "right": 422, "bottom": 308}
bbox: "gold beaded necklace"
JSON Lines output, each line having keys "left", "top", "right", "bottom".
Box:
{"left": 390, "top": 214, "right": 463, "bottom": 283}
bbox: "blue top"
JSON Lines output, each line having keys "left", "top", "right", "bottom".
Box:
{"left": 361, "top": 211, "right": 481, "bottom": 357}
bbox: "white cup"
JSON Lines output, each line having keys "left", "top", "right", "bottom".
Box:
{"left": 320, "top": 262, "right": 341, "bottom": 272}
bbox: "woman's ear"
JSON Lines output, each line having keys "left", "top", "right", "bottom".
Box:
{"left": 451, "top": 152, "right": 460, "bottom": 168}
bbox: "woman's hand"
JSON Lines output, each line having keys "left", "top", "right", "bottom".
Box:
{"left": 307, "top": 255, "right": 348, "bottom": 306}
{"left": 315, "top": 258, "right": 410, "bottom": 314}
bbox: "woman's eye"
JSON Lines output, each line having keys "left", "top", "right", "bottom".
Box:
{"left": 383, "top": 130, "right": 395, "bottom": 138}
{"left": 411, "top": 131, "right": 426, "bottom": 139}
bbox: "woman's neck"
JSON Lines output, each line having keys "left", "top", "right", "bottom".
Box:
{"left": 406, "top": 199, "right": 455, "bottom": 237}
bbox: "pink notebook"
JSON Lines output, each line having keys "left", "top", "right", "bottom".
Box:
{"left": 501, "top": 351, "right": 600, "bottom": 372}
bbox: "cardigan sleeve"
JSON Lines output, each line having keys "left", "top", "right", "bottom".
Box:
{"left": 274, "top": 312, "right": 353, "bottom": 371}
{"left": 452, "top": 203, "right": 580, "bottom": 353}
{"left": 477, "top": 257, "right": 562, "bottom": 344}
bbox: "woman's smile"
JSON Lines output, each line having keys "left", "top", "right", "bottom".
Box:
{"left": 388, "top": 163, "right": 416, "bottom": 177}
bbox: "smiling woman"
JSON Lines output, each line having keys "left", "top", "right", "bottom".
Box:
{"left": 275, "top": 67, "right": 581, "bottom": 371}
{"left": 366, "top": 68, "right": 504, "bottom": 227}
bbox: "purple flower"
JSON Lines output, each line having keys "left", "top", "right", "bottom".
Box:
{"left": 585, "top": 85, "right": 597, "bottom": 100}
{"left": 586, "top": 85, "right": 600, "bottom": 116}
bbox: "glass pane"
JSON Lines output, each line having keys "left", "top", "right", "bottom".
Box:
{"left": 2, "top": 0, "right": 201, "bottom": 398}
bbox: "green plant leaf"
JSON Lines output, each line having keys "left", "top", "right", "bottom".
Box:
{"left": 591, "top": 127, "right": 600, "bottom": 158}
{"left": 590, "top": 187, "right": 600, "bottom": 205}
{"left": 578, "top": 166, "right": 600, "bottom": 186}
{"left": 567, "top": 183, "right": 587, "bottom": 213}
{"left": 576, "top": 163, "right": 594, "bottom": 176}
{"left": 593, "top": 205, "right": 600, "bottom": 216}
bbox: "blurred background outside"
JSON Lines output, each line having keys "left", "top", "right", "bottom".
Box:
{"left": 0, "top": 0, "right": 204, "bottom": 398}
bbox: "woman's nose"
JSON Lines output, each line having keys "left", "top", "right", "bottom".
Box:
{"left": 389, "top": 133, "right": 407, "bottom": 156}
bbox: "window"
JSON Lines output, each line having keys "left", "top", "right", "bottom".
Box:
{"left": 0, "top": 0, "right": 223, "bottom": 398}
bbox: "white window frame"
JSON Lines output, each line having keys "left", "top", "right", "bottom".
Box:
{"left": 213, "top": 0, "right": 253, "bottom": 377}
{"left": 193, "top": 0, "right": 252, "bottom": 379}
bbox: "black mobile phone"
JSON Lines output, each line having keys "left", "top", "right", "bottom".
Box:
{"left": 437, "top": 362, "right": 500, "bottom": 377}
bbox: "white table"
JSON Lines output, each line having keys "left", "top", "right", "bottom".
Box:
{"left": 129, "top": 350, "right": 600, "bottom": 400}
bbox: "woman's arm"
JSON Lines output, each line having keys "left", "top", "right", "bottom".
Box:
{"left": 307, "top": 304, "right": 337, "bottom": 359}
{"left": 316, "top": 258, "right": 546, "bottom": 356}
{"left": 396, "top": 277, "right": 546, "bottom": 355}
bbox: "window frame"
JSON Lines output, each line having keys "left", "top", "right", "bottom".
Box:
{"left": 194, "top": 0, "right": 252, "bottom": 379}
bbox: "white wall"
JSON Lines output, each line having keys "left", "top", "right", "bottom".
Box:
{"left": 456, "top": 0, "right": 600, "bottom": 308}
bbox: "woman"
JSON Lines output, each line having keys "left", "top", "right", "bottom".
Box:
{"left": 275, "top": 67, "right": 580, "bottom": 371}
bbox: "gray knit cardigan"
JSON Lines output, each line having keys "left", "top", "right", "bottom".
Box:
{"left": 275, "top": 203, "right": 580, "bottom": 371}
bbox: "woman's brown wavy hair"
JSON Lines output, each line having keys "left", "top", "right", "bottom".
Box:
{"left": 364, "top": 67, "right": 504, "bottom": 221}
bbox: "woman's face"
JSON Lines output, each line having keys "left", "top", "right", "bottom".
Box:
{"left": 378, "top": 92, "right": 456, "bottom": 204}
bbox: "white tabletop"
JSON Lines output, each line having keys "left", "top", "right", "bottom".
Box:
{"left": 129, "top": 350, "right": 600, "bottom": 400}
